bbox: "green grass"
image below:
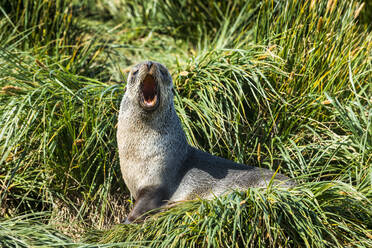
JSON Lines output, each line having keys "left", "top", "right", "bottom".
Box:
{"left": 0, "top": 0, "right": 371, "bottom": 247}
{"left": 87, "top": 183, "right": 371, "bottom": 247}
{"left": 0, "top": 212, "right": 74, "bottom": 247}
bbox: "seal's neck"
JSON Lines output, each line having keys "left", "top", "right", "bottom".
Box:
{"left": 118, "top": 95, "right": 188, "bottom": 153}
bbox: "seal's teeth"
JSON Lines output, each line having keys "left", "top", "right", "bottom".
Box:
{"left": 144, "top": 95, "right": 157, "bottom": 107}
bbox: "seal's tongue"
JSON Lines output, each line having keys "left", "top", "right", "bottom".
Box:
{"left": 142, "top": 74, "right": 157, "bottom": 107}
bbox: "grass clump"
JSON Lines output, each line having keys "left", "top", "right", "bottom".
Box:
{"left": 0, "top": 0, "right": 371, "bottom": 247}
{"left": 90, "top": 183, "right": 371, "bottom": 247}
{"left": 0, "top": 0, "right": 75, "bottom": 52}
{"left": 0, "top": 212, "right": 74, "bottom": 247}
{"left": 0, "top": 47, "right": 126, "bottom": 227}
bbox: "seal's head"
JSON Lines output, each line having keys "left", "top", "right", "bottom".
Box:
{"left": 124, "top": 61, "right": 174, "bottom": 113}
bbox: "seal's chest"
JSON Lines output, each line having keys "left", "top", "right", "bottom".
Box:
{"left": 120, "top": 157, "right": 165, "bottom": 198}
{"left": 118, "top": 135, "right": 167, "bottom": 194}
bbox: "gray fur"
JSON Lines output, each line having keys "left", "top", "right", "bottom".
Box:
{"left": 117, "top": 61, "right": 294, "bottom": 223}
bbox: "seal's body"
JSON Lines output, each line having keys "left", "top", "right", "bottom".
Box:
{"left": 117, "top": 61, "right": 293, "bottom": 223}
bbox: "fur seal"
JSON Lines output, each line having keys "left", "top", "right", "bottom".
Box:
{"left": 117, "top": 61, "right": 294, "bottom": 223}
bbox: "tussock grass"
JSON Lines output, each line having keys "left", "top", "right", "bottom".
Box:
{"left": 90, "top": 183, "right": 371, "bottom": 247}
{"left": 0, "top": 46, "right": 126, "bottom": 226}
{"left": 0, "top": 212, "right": 73, "bottom": 247}
{"left": 0, "top": 0, "right": 371, "bottom": 246}
{"left": 0, "top": 0, "right": 75, "bottom": 52}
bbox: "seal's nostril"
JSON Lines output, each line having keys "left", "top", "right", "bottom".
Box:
{"left": 147, "top": 61, "right": 153, "bottom": 70}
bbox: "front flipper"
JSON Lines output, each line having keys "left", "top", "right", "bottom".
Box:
{"left": 125, "top": 186, "right": 169, "bottom": 223}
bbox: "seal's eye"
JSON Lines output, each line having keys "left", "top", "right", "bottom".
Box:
{"left": 159, "top": 68, "right": 167, "bottom": 77}
{"left": 132, "top": 69, "right": 139, "bottom": 76}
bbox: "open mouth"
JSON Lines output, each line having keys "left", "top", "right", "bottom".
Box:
{"left": 140, "top": 74, "right": 159, "bottom": 110}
